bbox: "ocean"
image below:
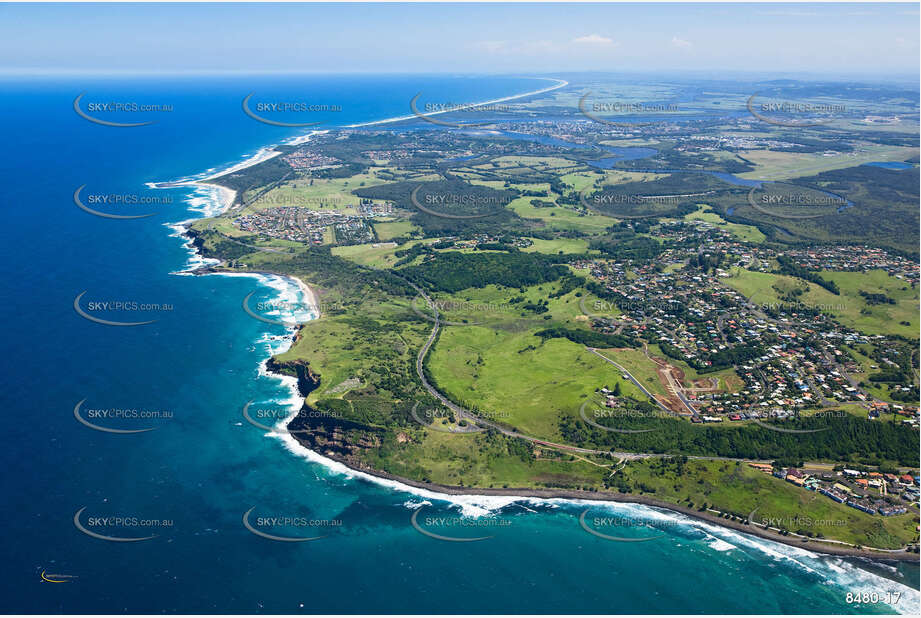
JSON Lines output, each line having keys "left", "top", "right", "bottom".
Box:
{"left": 0, "top": 74, "right": 917, "bottom": 614}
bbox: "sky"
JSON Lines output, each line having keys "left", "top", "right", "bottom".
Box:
{"left": 0, "top": 2, "right": 918, "bottom": 78}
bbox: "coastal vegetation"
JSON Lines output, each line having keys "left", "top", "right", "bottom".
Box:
{"left": 185, "top": 92, "right": 920, "bottom": 556}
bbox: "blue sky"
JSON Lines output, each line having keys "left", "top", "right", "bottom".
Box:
{"left": 1, "top": 2, "right": 918, "bottom": 77}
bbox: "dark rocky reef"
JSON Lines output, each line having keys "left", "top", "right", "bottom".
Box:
{"left": 269, "top": 357, "right": 383, "bottom": 464}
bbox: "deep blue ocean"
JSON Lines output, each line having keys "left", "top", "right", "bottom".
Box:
{"left": 0, "top": 74, "right": 917, "bottom": 614}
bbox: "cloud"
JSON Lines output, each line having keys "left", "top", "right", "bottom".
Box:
{"left": 472, "top": 39, "right": 561, "bottom": 56}
{"left": 474, "top": 40, "right": 508, "bottom": 54}
{"left": 572, "top": 34, "right": 614, "bottom": 46}
{"left": 671, "top": 36, "right": 692, "bottom": 48}
{"left": 522, "top": 40, "right": 559, "bottom": 53}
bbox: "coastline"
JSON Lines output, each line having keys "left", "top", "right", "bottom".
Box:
{"left": 346, "top": 77, "right": 568, "bottom": 128}
{"left": 207, "top": 265, "right": 320, "bottom": 322}
{"left": 149, "top": 129, "right": 329, "bottom": 210}
{"left": 159, "top": 79, "right": 919, "bottom": 578}
{"left": 193, "top": 182, "right": 238, "bottom": 211}
{"left": 280, "top": 432, "right": 920, "bottom": 564}
{"left": 156, "top": 134, "right": 324, "bottom": 434}
{"left": 151, "top": 75, "right": 567, "bottom": 201}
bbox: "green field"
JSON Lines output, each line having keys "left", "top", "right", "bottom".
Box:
{"left": 363, "top": 426, "right": 610, "bottom": 491}
{"left": 241, "top": 169, "right": 388, "bottom": 213}
{"left": 684, "top": 206, "right": 766, "bottom": 243}
{"left": 738, "top": 145, "right": 919, "bottom": 182}
{"left": 332, "top": 241, "right": 414, "bottom": 268}
{"left": 624, "top": 459, "right": 919, "bottom": 549}
{"left": 373, "top": 220, "right": 419, "bottom": 241}
{"left": 723, "top": 267, "right": 920, "bottom": 338}
{"left": 597, "top": 346, "right": 668, "bottom": 397}
{"left": 822, "top": 270, "right": 920, "bottom": 336}
{"left": 419, "top": 280, "right": 646, "bottom": 439}
{"left": 428, "top": 326, "right": 645, "bottom": 440}
{"left": 189, "top": 110, "right": 919, "bottom": 555}
{"left": 522, "top": 237, "right": 593, "bottom": 254}
{"left": 507, "top": 196, "right": 614, "bottom": 233}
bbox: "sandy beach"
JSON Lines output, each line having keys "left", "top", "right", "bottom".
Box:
{"left": 195, "top": 182, "right": 238, "bottom": 211}
{"left": 290, "top": 273, "right": 320, "bottom": 318}
{"left": 201, "top": 147, "right": 281, "bottom": 181}
{"left": 149, "top": 129, "right": 327, "bottom": 214}
{"left": 347, "top": 77, "right": 568, "bottom": 128}
{"left": 206, "top": 266, "right": 320, "bottom": 322}
{"left": 149, "top": 74, "right": 566, "bottom": 204}
{"left": 158, "top": 78, "right": 917, "bottom": 569}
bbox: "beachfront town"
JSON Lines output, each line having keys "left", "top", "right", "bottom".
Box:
{"left": 748, "top": 462, "right": 917, "bottom": 518}
{"left": 282, "top": 150, "right": 342, "bottom": 171}
{"left": 233, "top": 201, "right": 392, "bottom": 245}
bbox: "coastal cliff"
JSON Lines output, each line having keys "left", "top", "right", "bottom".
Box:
{"left": 270, "top": 356, "right": 385, "bottom": 463}
{"left": 266, "top": 352, "right": 920, "bottom": 564}
{"left": 266, "top": 357, "right": 320, "bottom": 399}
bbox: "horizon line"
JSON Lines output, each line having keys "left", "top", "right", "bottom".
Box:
{"left": 3, "top": 68, "right": 919, "bottom": 80}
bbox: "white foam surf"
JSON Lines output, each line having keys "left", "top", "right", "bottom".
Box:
{"left": 161, "top": 95, "right": 918, "bottom": 615}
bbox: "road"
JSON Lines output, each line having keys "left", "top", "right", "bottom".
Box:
{"left": 585, "top": 347, "right": 680, "bottom": 415}
{"left": 398, "top": 272, "right": 652, "bottom": 458}
{"left": 390, "top": 270, "right": 877, "bottom": 472}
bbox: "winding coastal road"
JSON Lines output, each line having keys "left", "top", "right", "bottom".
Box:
{"left": 407, "top": 298, "right": 830, "bottom": 467}
{"left": 397, "top": 271, "right": 648, "bottom": 458}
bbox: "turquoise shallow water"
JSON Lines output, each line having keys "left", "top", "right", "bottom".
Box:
{"left": 0, "top": 75, "right": 917, "bottom": 614}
